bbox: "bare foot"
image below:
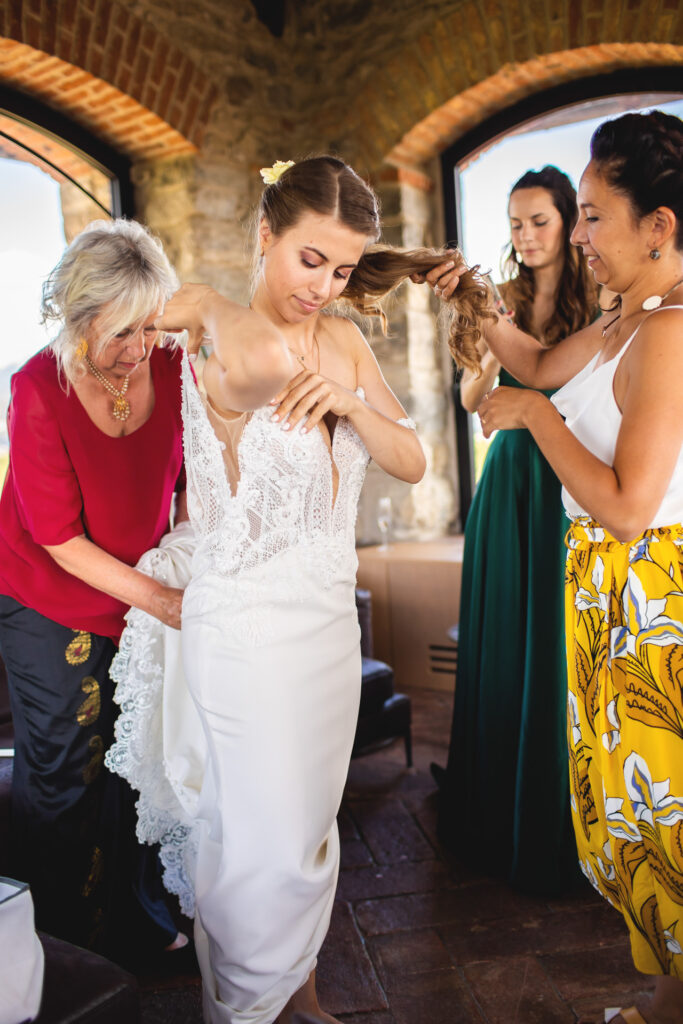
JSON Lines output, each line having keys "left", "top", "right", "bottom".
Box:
{"left": 164, "top": 931, "right": 189, "bottom": 952}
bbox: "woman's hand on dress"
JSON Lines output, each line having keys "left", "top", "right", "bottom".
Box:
{"left": 155, "top": 284, "right": 217, "bottom": 356}
{"left": 478, "top": 386, "right": 545, "bottom": 438}
{"left": 269, "top": 370, "right": 360, "bottom": 433}
{"left": 149, "top": 584, "right": 184, "bottom": 630}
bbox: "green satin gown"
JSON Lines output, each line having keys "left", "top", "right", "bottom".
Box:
{"left": 438, "top": 369, "right": 580, "bottom": 894}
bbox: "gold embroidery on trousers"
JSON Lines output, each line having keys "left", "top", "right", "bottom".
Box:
{"left": 65, "top": 630, "right": 92, "bottom": 666}
{"left": 82, "top": 735, "right": 104, "bottom": 784}
{"left": 81, "top": 845, "right": 103, "bottom": 898}
{"left": 76, "top": 677, "right": 101, "bottom": 727}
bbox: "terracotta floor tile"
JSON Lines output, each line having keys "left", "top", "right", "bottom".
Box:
{"left": 341, "top": 836, "right": 375, "bottom": 868}
{"left": 339, "top": 1013, "right": 397, "bottom": 1024}
{"left": 464, "top": 956, "right": 575, "bottom": 1023}
{"left": 539, "top": 942, "right": 647, "bottom": 1000}
{"left": 355, "top": 880, "right": 545, "bottom": 937}
{"left": 349, "top": 796, "right": 436, "bottom": 865}
{"left": 141, "top": 985, "right": 203, "bottom": 1023}
{"left": 345, "top": 757, "right": 412, "bottom": 798}
{"left": 338, "top": 805, "right": 361, "bottom": 841}
{"left": 387, "top": 968, "right": 487, "bottom": 1024}
{"left": 441, "top": 901, "right": 632, "bottom": 963}
{"left": 368, "top": 929, "right": 453, "bottom": 989}
{"left": 317, "top": 901, "right": 387, "bottom": 1015}
{"left": 337, "top": 859, "right": 451, "bottom": 902}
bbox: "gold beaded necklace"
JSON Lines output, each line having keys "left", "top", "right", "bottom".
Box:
{"left": 85, "top": 354, "right": 131, "bottom": 421}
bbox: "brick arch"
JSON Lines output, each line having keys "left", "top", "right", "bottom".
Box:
{"left": 0, "top": 0, "right": 217, "bottom": 160}
{"left": 384, "top": 42, "right": 683, "bottom": 169}
{"left": 339, "top": 0, "right": 683, "bottom": 172}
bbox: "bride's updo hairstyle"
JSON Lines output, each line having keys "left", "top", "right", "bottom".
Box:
{"left": 257, "top": 156, "right": 496, "bottom": 374}
{"left": 589, "top": 110, "right": 683, "bottom": 250}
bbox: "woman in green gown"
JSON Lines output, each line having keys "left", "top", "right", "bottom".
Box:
{"left": 437, "top": 167, "right": 598, "bottom": 893}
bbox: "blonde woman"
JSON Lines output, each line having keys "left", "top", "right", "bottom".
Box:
{"left": 0, "top": 219, "right": 187, "bottom": 963}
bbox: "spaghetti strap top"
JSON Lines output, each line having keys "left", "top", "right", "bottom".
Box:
{"left": 551, "top": 305, "right": 683, "bottom": 526}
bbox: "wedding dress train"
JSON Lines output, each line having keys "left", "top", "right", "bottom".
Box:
{"left": 108, "top": 352, "right": 375, "bottom": 1023}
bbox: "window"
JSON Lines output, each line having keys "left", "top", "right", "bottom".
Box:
{"left": 0, "top": 89, "right": 132, "bottom": 484}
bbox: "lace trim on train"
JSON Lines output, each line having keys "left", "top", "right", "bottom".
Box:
{"left": 105, "top": 547, "right": 198, "bottom": 918}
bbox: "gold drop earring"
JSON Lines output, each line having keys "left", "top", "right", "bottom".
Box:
{"left": 76, "top": 337, "right": 89, "bottom": 360}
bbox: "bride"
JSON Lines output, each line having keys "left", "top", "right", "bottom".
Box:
{"left": 107, "top": 156, "right": 490, "bottom": 1024}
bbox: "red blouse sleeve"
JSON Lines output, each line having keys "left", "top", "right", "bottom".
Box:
{"left": 8, "top": 371, "right": 85, "bottom": 546}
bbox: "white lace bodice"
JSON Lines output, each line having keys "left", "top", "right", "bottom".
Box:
{"left": 181, "top": 353, "right": 371, "bottom": 584}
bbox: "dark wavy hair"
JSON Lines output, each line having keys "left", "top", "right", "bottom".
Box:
{"left": 256, "top": 156, "right": 495, "bottom": 374}
{"left": 590, "top": 110, "right": 683, "bottom": 250}
{"left": 501, "top": 165, "right": 598, "bottom": 345}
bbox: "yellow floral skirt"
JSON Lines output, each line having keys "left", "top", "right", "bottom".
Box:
{"left": 565, "top": 518, "right": 683, "bottom": 978}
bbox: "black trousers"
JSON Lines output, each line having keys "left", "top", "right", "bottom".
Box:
{"left": 0, "top": 595, "right": 176, "bottom": 962}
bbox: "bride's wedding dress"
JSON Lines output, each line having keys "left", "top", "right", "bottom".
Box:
{"left": 106, "top": 352, "right": 385, "bottom": 1023}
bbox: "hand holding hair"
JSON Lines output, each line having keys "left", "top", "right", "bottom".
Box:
{"left": 344, "top": 245, "right": 496, "bottom": 378}
{"left": 414, "top": 254, "right": 463, "bottom": 299}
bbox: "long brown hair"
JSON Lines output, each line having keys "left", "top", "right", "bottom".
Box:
{"left": 256, "top": 156, "right": 495, "bottom": 374}
{"left": 501, "top": 166, "right": 597, "bottom": 345}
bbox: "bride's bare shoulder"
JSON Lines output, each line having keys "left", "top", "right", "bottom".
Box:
{"left": 320, "top": 312, "right": 367, "bottom": 353}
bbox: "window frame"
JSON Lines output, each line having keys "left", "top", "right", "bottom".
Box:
{"left": 0, "top": 84, "right": 134, "bottom": 218}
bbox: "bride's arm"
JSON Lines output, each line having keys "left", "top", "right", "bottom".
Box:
{"left": 157, "top": 284, "right": 294, "bottom": 412}
{"left": 346, "top": 325, "right": 426, "bottom": 484}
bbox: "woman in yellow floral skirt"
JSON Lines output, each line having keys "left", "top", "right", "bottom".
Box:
{"left": 430, "top": 109, "right": 683, "bottom": 1023}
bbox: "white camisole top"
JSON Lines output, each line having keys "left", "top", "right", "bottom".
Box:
{"left": 550, "top": 305, "right": 683, "bottom": 527}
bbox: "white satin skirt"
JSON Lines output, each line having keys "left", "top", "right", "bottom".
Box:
{"left": 181, "top": 563, "right": 362, "bottom": 1024}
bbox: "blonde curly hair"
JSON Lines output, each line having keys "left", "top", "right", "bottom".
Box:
{"left": 42, "top": 218, "right": 178, "bottom": 386}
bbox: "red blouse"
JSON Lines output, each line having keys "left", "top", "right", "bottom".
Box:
{"left": 0, "top": 346, "right": 185, "bottom": 642}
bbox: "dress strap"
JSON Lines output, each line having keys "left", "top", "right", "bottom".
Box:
{"left": 617, "top": 303, "right": 683, "bottom": 364}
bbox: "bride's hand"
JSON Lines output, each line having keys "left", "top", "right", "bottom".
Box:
{"left": 269, "top": 370, "right": 360, "bottom": 433}
{"left": 155, "top": 283, "right": 217, "bottom": 356}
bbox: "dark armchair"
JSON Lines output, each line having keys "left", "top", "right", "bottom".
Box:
{"left": 353, "top": 588, "right": 412, "bottom": 766}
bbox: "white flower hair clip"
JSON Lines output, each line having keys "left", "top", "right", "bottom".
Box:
{"left": 259, "top": 160, "right": 295, "bottom": 185}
